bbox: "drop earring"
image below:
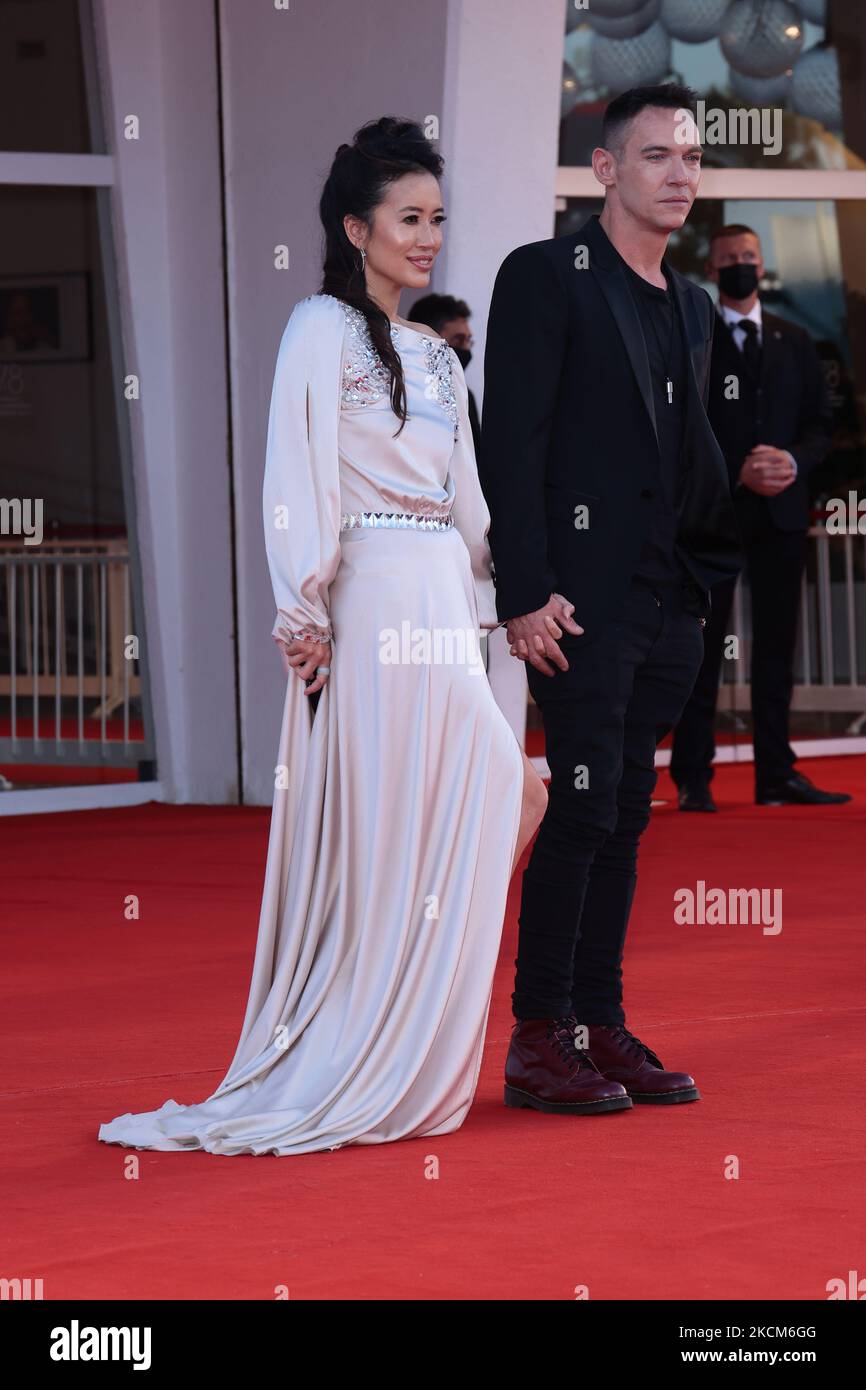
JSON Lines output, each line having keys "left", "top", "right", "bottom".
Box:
{"left": 358, "top": 247, "right": 367, "bottom": 272}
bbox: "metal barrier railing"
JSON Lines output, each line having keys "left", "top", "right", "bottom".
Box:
{"left": 0, "top": 539, "right": 154, "bottom": 767}
{"left": 1, "top": 524, "right": 862, "bottom": 770}
{"left": 719, "top": 522, "right": 866, "bottom": 725}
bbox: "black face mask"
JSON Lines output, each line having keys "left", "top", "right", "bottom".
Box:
{"left": 453, "top": 347, "right": 472, "bottom": 370}
{"left": 718, "top": 263, "right": 760, "bottom": 300}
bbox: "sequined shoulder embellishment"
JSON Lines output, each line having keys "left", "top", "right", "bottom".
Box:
{"left": 339, "top": 302, "right": 399, "bottom": 407}
{"left": 422, "top": 337, "right": 459, "bottom": 439}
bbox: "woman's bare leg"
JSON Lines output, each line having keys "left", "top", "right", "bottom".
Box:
{"left": 511, "top": 747, "right": 548, "bottom": 876}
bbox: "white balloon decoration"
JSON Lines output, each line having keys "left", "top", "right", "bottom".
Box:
{"left": 720, "top": 0, "right": 805, "bottom": 79}
{"left": 588, "top": 0, "right": 660, "bottom": 41}
{"left": 590, "top": 20, "right": 672, "bottom": 91}
{"left": 728, "top": 64, "right": 793, "bottom": 103}
{"left": 660, "top": 0, "right": 729, "bottom": 44}
{"left": 796, "top": 0, "right": 827, "bottom": 25}
{"left": 791, "top": 45, "right": 841, "bottom": 129}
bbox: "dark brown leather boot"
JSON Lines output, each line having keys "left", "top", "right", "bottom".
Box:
{"left": 585, "top": 1024, "right": 700, "bottom": 1104}
{"left": 504, "top": 1015, "right": 633, "bottom": 1115}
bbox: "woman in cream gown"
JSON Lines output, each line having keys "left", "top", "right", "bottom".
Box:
{"left": 98, "top": 118, "right": 542, "bottom": 1157}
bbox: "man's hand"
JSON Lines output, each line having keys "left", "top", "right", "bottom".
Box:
{"left": 739, "top": 445, "right": 797, "bottom": 496}
{"left": 506, "top": 593, "right": 583, "bottom": 676}
{"left": 277, "top": 637, "right": 332, "bottom": 695}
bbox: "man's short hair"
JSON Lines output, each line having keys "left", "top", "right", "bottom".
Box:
{"left": 710, "top": 224, "right": 760, "bottom": 250}
{"left": 408, "top": 294, "right": 471, "bottom": 332}
{"left": 602, "top": 82, "right": 699, "bottom": 157}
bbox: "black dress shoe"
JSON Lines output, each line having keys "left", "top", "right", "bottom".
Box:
{"left": 756, "top": 771, "right": 852, "bottom": 806}
{"left": 678, "top": 781, "right": 717, "bottom": 812}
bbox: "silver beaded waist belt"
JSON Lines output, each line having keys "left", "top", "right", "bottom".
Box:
{"left": 339, "top": 511, "right": 454, "bottom": 532}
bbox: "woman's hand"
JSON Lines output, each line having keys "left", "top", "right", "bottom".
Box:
{"left": 278, "top": 637, "right": 332, "bottom": 696}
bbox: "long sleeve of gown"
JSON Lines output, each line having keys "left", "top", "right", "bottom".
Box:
{"left": 262, "top": 296, "right": 344, "bottom": 649}
{"left": 220, "top": 296, "right": 344, "bottom": 1079}
{"left": 446, "top": 347, "right": 498, "bottom": 629}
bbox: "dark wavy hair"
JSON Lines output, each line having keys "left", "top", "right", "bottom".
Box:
{"left": 602, "top": 82, "right": 698, "bottom": 157}
{"left": 319, "top": 116, "right": 444, "bottom": 431}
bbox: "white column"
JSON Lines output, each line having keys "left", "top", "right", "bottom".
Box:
{"left": 95, "top": 0, "right": 237, "bottom": 802}
{"left": 439, "top": 0, "right": 565, "bottom": 745}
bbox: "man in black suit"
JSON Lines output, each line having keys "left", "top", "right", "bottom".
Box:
{"left": 480, "top": 85, "right": 742, "bottom": 1117}
{"left": 670, "top": 225, "right": 850, "bottom": 810}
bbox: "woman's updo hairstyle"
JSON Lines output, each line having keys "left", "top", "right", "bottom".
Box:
{"left": 319, "top": 117, "right": 444, "bottom": 430}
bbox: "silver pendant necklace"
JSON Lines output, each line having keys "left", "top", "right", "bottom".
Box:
{"left": 644, "top": 280, "right": 676, "bottom": 404}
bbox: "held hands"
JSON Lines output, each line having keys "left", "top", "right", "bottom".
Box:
{"left": 506, "top": 593, "right": 583, "bottom": 676}
{"left": 739, "top": 445, "right": 796, "bottom": 496}
{"left": 277, "top": 637, "right": 332, "bottom": 696}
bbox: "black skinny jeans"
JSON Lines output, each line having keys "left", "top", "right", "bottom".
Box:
{"left": 514, "top": 574, "right": 705, "bottom": 1024}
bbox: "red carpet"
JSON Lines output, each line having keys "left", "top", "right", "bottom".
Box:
{"left": 2, "top": 755, "right": 863, "bottom": 1300}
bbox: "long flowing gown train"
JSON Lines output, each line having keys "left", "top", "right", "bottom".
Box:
{"left": 98, "top": 293, "right": 524, "bottom": 1155}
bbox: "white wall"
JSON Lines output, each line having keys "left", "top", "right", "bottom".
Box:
{"left": 439, "top": 0, "right": 566, "bottom": 743}
{"left": 96, "top": 0, "right": 237, "bottom": 801}
{"left": 439, "top": 0, "right": 565, "bottom": 409}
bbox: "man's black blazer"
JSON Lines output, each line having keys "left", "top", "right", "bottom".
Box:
{"left": 479, "top": 214, "right": 743, "bottom": 634}
{"left": 707, "top": 307, "right": 832, "bottom": 533}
